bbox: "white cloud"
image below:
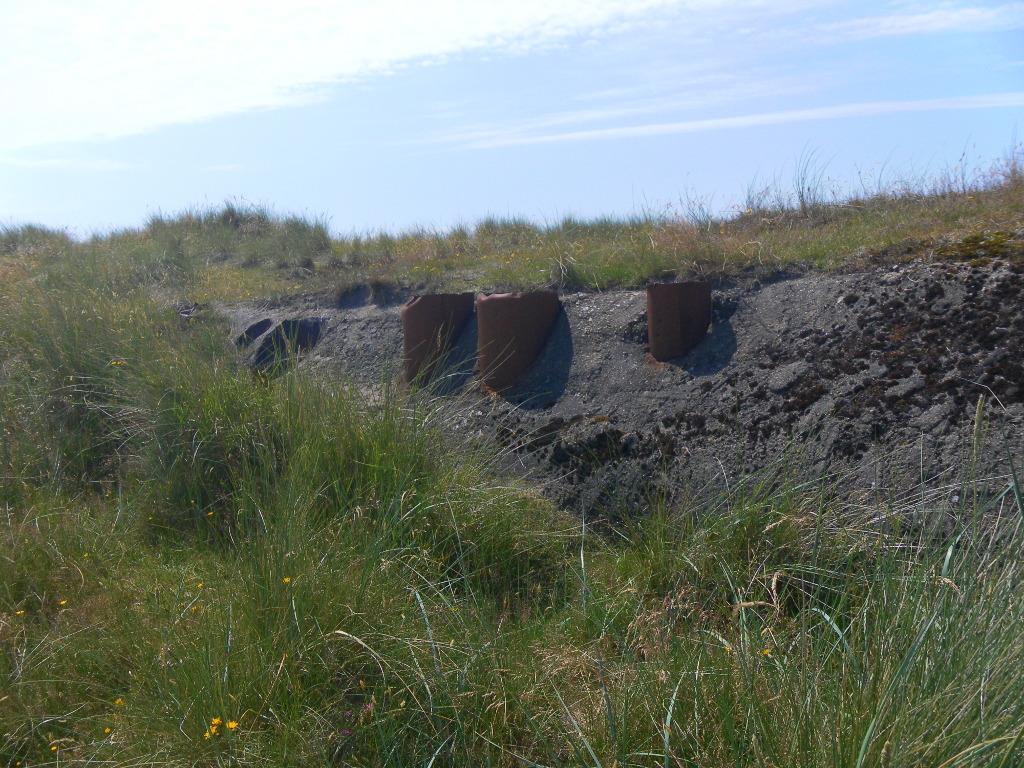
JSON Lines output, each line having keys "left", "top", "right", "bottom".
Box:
{"left": 0, "top": 156, "right": 136, "bottom": 171}
{"left": 200, "top": 164, "right": 245, "bottom": 174}
{"left": 820, "top": 3, "right": 1024, "bottom": 40}
{"left": 3, "top": 1, "right": 1017, "bottom": 155}
{"left": 425, "top": 72, "right": 818, "bottom": 147}
{"left": 437, "top": 93, "right": 1024, "bottom": 147}
{"left": 0, "top": 0, "right": 690, "bottom": 152}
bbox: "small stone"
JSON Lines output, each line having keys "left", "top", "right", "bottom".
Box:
{"left": 885, "top": 374, "right": 926, "bottom": 400}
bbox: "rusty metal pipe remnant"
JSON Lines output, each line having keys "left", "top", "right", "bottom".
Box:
{"left": 402, "top": 293, "right": 475, "bottom": 384}
{"left": 476, "top": 290, "right": 561, "bottom": 389}
{"left": 646, "top": 282, "right": 712, "bottom": 361}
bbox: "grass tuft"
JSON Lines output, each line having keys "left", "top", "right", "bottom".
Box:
{"left": 2, "top": 151, "right": 1024, "bottom": 765}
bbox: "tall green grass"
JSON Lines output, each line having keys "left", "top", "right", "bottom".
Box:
{"left": 2, "top": 154, "right": 1024, "bottom": 765}
{"left": 0, "top": 247, "right": 569, "bottom": 765}
{"left": 5, "top": 391, "right": 1023, "bottom": 766}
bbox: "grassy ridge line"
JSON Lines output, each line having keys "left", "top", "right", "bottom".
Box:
{"left": 1, "top": 155, "right": 1023, "bottom": 765}
{"left": 3, "top": 146, "right": 1022, "bottom": 305}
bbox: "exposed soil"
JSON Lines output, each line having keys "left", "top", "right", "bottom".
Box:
{"left": 219, "top": 237, "right": 1024, "bottom": 520}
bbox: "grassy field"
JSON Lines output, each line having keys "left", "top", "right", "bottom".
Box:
{"left": 2, "top": 152, "right": 1024, "bottom": 766}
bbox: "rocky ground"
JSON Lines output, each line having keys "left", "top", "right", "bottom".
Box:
{"left": 219, "top": 241, "right": 1024, "bottom": 520}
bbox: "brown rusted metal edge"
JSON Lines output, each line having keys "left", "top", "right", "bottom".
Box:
{"left": 402, "top": 293, "right": 475, "bottom": 384}
{"left": 647, "top": 282, "right": 712, "bottom": 362}
{"left": 477, "top": 290, "right": 561, "bottom": 389}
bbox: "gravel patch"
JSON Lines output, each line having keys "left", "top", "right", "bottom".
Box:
{"left": 219, "top": 255, "right": 1024, "bottom": 519}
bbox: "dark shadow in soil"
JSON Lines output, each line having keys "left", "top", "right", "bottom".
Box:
{"left": 336, "top": 285, "right": 371, "bottom": 309}
{"left": 252, "top": 318, "right": 325, "bottom": 372}
{"left": 236, "top": 318, "right": 274, "bottom": 347}
{"left": 501, "top": 308, "right": 574, "bottom": 410}
{"left": 368, "top": 283, "right": 409, "bottom": 308}
{"left": 337, "top": 283, "right": 414, "bottom": 309}
{"left": 659, "top": 296, "right": 739, "bottom": 375}
{"left": 677, "top": 317, "right": 736, "bottom": 376}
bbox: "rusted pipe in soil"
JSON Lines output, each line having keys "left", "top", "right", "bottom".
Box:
{"left": 646, "top": 282, "right": 712, "bottom": 361}
{"left": 476, "top": 290, "right": 561, "bottom": 389}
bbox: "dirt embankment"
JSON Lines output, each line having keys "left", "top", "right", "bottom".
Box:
{"left": 220, "top": 246, "right": 1024, "bottom": 519}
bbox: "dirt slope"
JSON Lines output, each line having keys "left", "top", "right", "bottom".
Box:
{"left": 220, "top": 253, "right": 1024, "bottom": 519}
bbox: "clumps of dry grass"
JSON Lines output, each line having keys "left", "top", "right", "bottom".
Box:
{"left": 4, "top": 148, "right": 1021, "bottom": 305}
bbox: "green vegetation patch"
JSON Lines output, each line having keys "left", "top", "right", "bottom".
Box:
{"left": 2, "top": 151, "right": 1024, "bottom": 765}
{"left": 934, "top": 230, "right": 1024, "bottom": 264}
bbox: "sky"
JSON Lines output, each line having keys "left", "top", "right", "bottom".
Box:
{"left": 1, "top": 0, "right": 1022, "bottom": 237}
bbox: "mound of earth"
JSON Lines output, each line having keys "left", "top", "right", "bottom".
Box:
{"left": 219, "top": 249, "right": 1024, "bottom": 519}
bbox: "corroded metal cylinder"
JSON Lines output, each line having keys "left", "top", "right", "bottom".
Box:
{"left": 646, "top": 282, "right": 712, "bottom": 361}
{"left": 477, "top": 290, "right": 561, "bottom": 389}
{"left": 402, "top": 293, "right": 475, "bottom": 384}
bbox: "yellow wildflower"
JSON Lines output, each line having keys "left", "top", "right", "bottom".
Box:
{"left": 227, "top": 720, "right": 238, "bottom": 730}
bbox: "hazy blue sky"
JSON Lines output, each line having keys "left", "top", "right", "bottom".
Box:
{"left": 2, "top": 0, "right": 1022, "bottom": 236}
